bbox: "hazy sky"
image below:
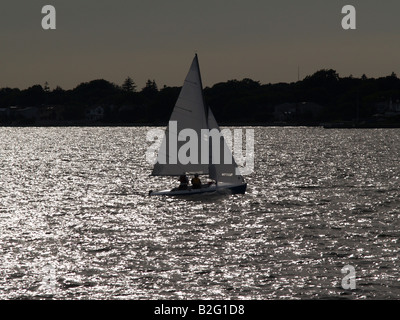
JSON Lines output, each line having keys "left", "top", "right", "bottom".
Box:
{"left": 1, "top": 0, "right": 400, "bottom": 90}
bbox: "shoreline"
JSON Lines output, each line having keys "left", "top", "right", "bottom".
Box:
{"left": 1, "top": 121, "right": 400, "bottom": 129}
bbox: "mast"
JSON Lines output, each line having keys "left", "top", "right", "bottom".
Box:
{"left": 195, "top": 54, "right": 209, "bottom": 125}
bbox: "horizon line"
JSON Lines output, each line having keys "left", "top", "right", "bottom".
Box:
{"left": 1, "top": 70, "right": 398, "bottom": 92}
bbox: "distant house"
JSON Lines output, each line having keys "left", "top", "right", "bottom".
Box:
{"left": 375, "top": 99, "right": 400, "bottom": 114}
{"left": 0, "top": 106, "right": 39, "bottom": 123}
{"left": 274, "top": 102, "right": 325, "bottom": 122}
{"left": 85, "top": 106, "right": 104, "bottom": 121}
{"left": 40, "top": 105, "right": 66, "bottom": 121}
{"left": 388, "top": 100, "right": 400, "bottom": 113}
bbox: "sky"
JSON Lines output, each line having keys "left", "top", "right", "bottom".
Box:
{"left": 1, "top": 0, "right": 400, "bottom": 90}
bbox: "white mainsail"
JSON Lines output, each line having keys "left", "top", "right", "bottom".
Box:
{"left": 151, "top": 54, "right": 245, "bottom": 187}
{"left": 152, "top": 54, "right": 209, "bottom": 176}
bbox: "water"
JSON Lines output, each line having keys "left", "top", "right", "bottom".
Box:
{"left": 0, "top": 127, "right": 399, "bottom": 300}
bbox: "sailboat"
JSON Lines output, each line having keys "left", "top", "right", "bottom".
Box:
{"left": 148, "top": 54, "right": 247, "bottom": 196}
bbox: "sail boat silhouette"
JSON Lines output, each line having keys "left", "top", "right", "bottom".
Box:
{"left": 149, "top": 55, "right": 247, "bottom": 196}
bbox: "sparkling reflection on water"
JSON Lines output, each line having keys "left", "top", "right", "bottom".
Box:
{"left": 0, "top": 127, "right": 399, "bottom": 299}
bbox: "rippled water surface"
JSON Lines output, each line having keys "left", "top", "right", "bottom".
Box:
{"left": 0, "top": 127, "right": 399, "bottom": 299}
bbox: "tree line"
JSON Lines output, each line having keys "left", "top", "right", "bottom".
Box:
{"left": 0, "top": 69, "right": 399, "bottom": 125}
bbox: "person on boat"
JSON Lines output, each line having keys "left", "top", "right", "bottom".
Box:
{"left": 191, "top": 174, "right": 202, "bottom": 189}
{"left": 178, "top": 174, "right": 189, "bottom": 190}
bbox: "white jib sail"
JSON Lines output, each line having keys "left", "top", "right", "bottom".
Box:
{"left": 207, "top": 108, "right": 245, "bottom": 185}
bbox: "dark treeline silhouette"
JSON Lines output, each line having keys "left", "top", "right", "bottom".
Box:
{"left": 1, "top": 70, "right": 400, "bottom": 126}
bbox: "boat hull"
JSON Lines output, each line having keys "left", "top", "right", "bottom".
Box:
{"left": 149, "top": 183, "right": 247, "bottom": 197}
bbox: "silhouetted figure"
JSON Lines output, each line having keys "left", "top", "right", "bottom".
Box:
{"left": 191, "top": 174, "right": 202, "bottom": 189}
{"left": 178, "top": 174, "right": 188, "bottom": 190}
